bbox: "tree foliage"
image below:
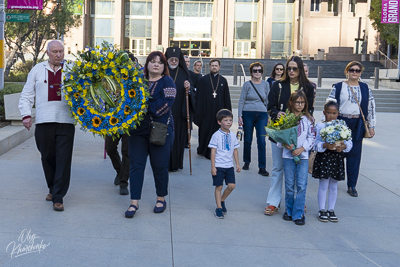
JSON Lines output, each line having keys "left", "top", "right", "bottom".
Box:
{"left": 369, "top": 0, "right": 399, "bottom": 48}
{"left": 4, "top": 0, "right": 82, "bottom": 76}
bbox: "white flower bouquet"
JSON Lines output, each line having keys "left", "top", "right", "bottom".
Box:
{"left": 320, "top": 119, "right": 352, "bottom": 146}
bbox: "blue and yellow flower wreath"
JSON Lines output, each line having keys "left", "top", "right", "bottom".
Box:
{"left": 62, "top": 42, "right": 149, "bottom": 138}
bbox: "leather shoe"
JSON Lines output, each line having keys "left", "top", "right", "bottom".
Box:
{"left": 45, "top": 193, "right": 52, "bottom": 201}
{"left": 282, "top": 212, "right": 292, "bottom": 221}
{"left": 120, "top": 186, "right": 129, "bottom": 195}
{"left": 258, "top": 168, "right": 269, "bottom": 176}
{"left": 53, "top": 203, "right": 64, "bottom": 211}
{"left": 347, "top": 187, "right": 358, "bottom": 197}
{"left": 242, "top": 163, "right": 250, "bottom": 170}
{"left": 294, "top": 215, "right": 306, "bottom": 225}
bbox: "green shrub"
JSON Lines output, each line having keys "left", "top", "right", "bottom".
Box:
{"left": 4, "top": 60, "right": 33, "bottom": 82}
{"left": 0, "top": 83, "right": 24, "bottom": 121}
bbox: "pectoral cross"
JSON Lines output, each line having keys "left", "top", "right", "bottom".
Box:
{"left": 213, "top": 92, "right": 217, "bottom": 98}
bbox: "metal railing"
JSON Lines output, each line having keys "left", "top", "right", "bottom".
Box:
{"left": 378, "top": 50, "right": 398, "bottom": 69}
{"left": 239, "top": 64, "right": 246, "bottom": 84}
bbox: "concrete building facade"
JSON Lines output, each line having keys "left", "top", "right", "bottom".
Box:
{"left": 63, "top": 0, "right": 378, "bottom": 59}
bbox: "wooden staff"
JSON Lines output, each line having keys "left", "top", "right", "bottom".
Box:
{"left": 185, "top": 84, "right": 192, "bottom": 175}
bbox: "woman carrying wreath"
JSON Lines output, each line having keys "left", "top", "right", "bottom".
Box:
{"left": 238, "top": 62, "right": 270, "bottom": 176}
{"left": 265, "top": 56, "right": 314, "bottom": 216}
{"left": 125, "top": 51, "right": 177, "bottom": 218}
{"left": 328, "top": 61, "right": 376, "bottom": 197}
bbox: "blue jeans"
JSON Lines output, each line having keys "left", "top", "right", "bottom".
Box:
{"left": 266, "top": 141, "right": 283, "bottom": 207}
{"left": 283, "top": 159, "right": 308, "bottom": 220}
{"left": 242, "top": 111, "right": 268, "bottom": 168}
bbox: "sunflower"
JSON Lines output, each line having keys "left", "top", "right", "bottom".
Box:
{"left": 124, "top": 106, "right": 131, "bottom": 115}
{"left": 74, "top": 92, "right": 80, "bottom": 99}
{"left": 92, "top": 116, "right": 101, "bottom": 128}
{"left": 109, "top": 116, "right": 118, "bottom": 126}
{"left": 128, "top": 89, "right": 136, "bottom": 98}
{"left": 77, "top": 107, "right": 85, "bottom": 116}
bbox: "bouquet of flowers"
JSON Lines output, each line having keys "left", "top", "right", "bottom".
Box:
{"left": 265, "top": 110, "right": 302, "bottom": 163}
{"left": 62, "top": 42, "right": 150, "bottom": 138}
{"left": 320, "top": 119, "right": 352, "bottom": 146}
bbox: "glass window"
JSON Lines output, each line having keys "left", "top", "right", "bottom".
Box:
{"left": 132, "top": 2, "right": 146, "bottom": 15}
{"left": 185, "top": 3, "right": 198, "bottom": 17}
{"left": 91, "top": 18, "right": 113, "bottom": 36}
{"left": 271, "top": 23, "right": 285, "bottom": 40}
{"left": 349, "top": 0, "right": 356, "bottom": 13}
{"left": 201, "top": 41, "right": 210, "bottom": 49}
{"left": 176, "top": 2, "right": 183, "bottom": 16}
{"left": 328, "top": 0, "right": 338, "bottom": 12}
{"left": 200, "top": 3, "right": 206, "bottom": 16}
{"left": 206, "top": 3, "right": 213, "bottom": 17}
{"left": 271, "top": 42, "right": 284, "bottom": 53}
{"left": 235, "top": 4, "right": 254, "bottom": 21}
{"left": 311, "top": 0, "right": 320, "bottom": 12}
{"left": 91, "top": 0, "right": 115, "bottom": 15}
{"left": 235, "top": 22, "right": 251, "bottom": 39}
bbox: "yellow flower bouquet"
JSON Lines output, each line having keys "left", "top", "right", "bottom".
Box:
{"left": 62, "top": 42, "right": 150, "bottom": 138}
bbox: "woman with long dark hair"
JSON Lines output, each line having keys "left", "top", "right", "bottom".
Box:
{"left": 125, "top": 51, "right": 176, "bottom": 218}
{"left": 328, "top": 61, "right": 376, "bottom": 197}
{"left": 266, "top": 63, "right": 285, "bottom": 88}
{"left": 264, "top": 56, "right": 315, "bottom": 216}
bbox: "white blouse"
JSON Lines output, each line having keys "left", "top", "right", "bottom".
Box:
{"left": 329, "top": 82, "right": 376, "bottom": 128}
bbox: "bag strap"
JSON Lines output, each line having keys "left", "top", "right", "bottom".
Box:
{"left": 347, "top": 82, "right": 367, "bottom": 124}
{"left": 249, "top": 80, "right": 267, "bottom": 108}
{"left": 150, "top": 110, "right": 171, "bottom": 125}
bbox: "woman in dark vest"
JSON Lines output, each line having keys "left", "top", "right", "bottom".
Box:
{"left": 125, "top": 51, "right": 176, "bottom": 218}
{"left": 328, "top": 61, "right": 376, "bottom": 197}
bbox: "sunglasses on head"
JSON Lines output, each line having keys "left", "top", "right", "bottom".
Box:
{"left": 287, "top": 67, "right": 299, "bottom": 72}
{"left": 252, "top": 69, "right": 262, "bottom": 73}
{"left": 275, "top": 68, "right": 283, "bottom": 71}
{"left": 349, "top": 68, "right": 361, "bottom": 73}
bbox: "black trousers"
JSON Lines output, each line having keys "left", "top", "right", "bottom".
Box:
{"left": 35, "top": 123, "right": 75, "bottom": 204}
{"left": 105, "top": 134, "right": 129, "bottom": 187}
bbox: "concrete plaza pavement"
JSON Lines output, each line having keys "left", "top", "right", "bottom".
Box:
{"left": 1, "top": 109, "right": 400, "bottom": 266}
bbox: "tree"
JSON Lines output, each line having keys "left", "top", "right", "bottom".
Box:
{"left": 369, "top": 0, "right": 399, "bottom": 49}
{"left": 4, "top": 0, "right": 82, "bottom": 77}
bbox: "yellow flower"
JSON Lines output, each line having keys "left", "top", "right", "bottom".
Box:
{"left": 132, "top": 77, "right": 137, "bottom": 82}
{"left": 86, "top": 62, "right": 92, "bottom": 68}
{"left": 86, "top": 73, "right": 93, "bottom": 78}
{"left": 124, "top": 106, "right": 131, "bottom": 115}
{"left": 77, "top": 107, "right": 85, "bottom": 115}
{"left": 121, "top": 69, "right": 128, "bottom": 75}
{"left": 128, "top": 89, "right": 136, "bottom": 98}
{"left": 109, "top": 116, "right": 118, "bottom": 126}
{"left": 127, "top": 119, "right": 133, "bottom": 124}
{"left": 74, "top": 92, "right": 80, "bottom": 98}
{"left": 107, "top": 52, "right": 114, "bottom": 59}
{"left": 109, "top": 61, "right": 115, "bottom": 68}
{"left": 67, "top": 87, "right": 73, "bottom": 92}
{"left": 101, "top": 129, "right": 107, "bottom": 135}
{"left": 92, "top": 116, "right": 101, "bottom": 128}
{"left": 92, "top": 64, "right": 98, "bottom": 70}
{"left": 91, "top": 50, "right": 95, "bottom": 54}
{"left": 122, "top": 123, "right": 128, "bottom": 129}
{"left": 77, "top": 84, "right": 83, "bottom": 90}
{"left": 77, "top": 61, "right": 82, "bottom": 67}
{"left": 102, "top": 64, "right": 108, "bottom": 69}
{"left": 138, "top": 78, "right": 142, "bottom": 83}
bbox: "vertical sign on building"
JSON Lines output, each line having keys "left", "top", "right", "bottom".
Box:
{"left": 7, "top": 0, "right": 43, "bottom": 10}
{"left": 381, "top": 0, "right": 399, "bottom": 23}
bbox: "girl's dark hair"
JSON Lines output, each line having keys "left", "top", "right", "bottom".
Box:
{"left": 144, "top": 51, "right": 169, "bottom": 79}
{"left": 270, "top": 63, "right": 284, "bottom": 78}
{"left": 280, "top": 56, "right": 310, "bottom": 89}
{"left": 249, "top": 62, "right": 264, "bottom": 77}
{"left": 324, "top": 99, "right": 339, "bottom": 111}
{"left": 216, "top": 109, "right": 233, "bottom": 121}
{"left": 287, "top": 90, "right": 313, "bottom": 120}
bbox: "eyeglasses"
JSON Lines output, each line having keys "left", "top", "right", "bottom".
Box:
{"left": 275, "top": 68, "right": 283, "bottom": 71}
{"left": 294, "top": 101, "right": 306, "bottom": 105}
{"left": 252, "top": 69, "right": 262, "bottom": 73}
{"left": 287, "top": 67, "right": 299, "bottom": 72}
{"left": 349, "top": 68, "right": 361, "bottom": 73}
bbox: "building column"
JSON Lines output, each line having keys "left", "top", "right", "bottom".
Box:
{"left": 264, "top": 0, "right": 273, "bottom": 59}
{"left": 161, "top": 0, "right": 170, "bottom": 50}
{"left": 114, "top": 0, "right": 124, "bottom": 47}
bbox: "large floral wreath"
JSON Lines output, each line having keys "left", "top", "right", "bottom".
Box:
{"left": 62, "top": 42, "right": 149, "bottom": 138}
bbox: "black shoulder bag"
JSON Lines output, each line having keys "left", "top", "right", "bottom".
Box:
{"left": 249, "top": 81, "right": 267, "bottom": 108}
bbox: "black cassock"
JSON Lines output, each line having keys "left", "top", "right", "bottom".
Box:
{"left": 168, "top": 66, "right": 195, "bottom": 171}
{"left": 194, "top": 73, "right": 231, "bottom": 159}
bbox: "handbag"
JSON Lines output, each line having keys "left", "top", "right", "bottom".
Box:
{"left": 149, "top": 115, "right": 171, "bottom": 146}
{"left": 308, "top": 150, "right": 317, "bottom": 174}
{"left": 348, "top": 84, "right": 372, "bottom": 138}
{"left": 249, "top": 81, "right": 268, "bottom": 109}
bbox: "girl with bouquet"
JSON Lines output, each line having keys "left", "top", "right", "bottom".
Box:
{"left": 279, "top": 91, "right": 315, "bottom": 226}
{"left": 312, "top": 100, "right": 353, "bottom": 222}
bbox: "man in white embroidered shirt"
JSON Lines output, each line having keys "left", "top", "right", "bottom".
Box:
{"left": 19, "top": 40, "right": 75, "bottom": 212}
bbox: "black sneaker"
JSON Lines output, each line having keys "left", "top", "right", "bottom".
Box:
{"left": 328, "top": 210, "right": 338, "bottom": 222}
{"left": 215, "top": 208, "right": 224, "bottom": 219}
{"left": 242, "top": 163, "right": 250, "bottom": 170}
{"left": 120, "top": 186, "right": 129, "bottom": 195}
{"left": 114, "top": 174, "right": 120, "bottom": 186}
{"left": 294, "top": 215, "right": 306, "bottom": 225}
{"left": 347, "top": 187, "right": 358, "bottom": 197}
{"left": 282, "top": 212, "right": 292, "bottom": 221}
{"left": 318, "top": 210, "right": 329, "bottom": 222}
{"left": 258, "top": 168, "right": 269, "bottom": 176}
{"left": 221, "top": 201, "right": 227, "bottom": 213}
